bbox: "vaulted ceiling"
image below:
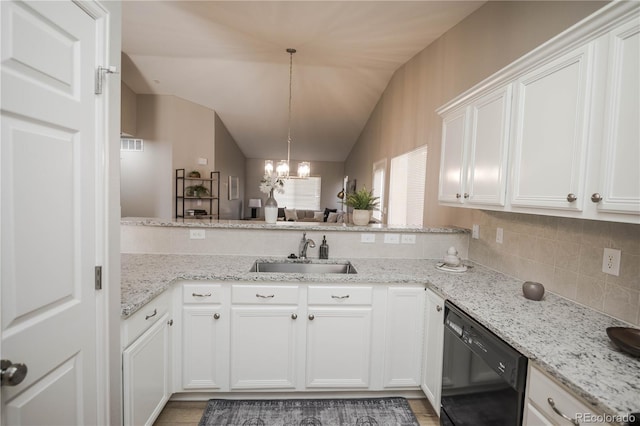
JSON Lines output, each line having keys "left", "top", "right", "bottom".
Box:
{"left": 122, "top": 1, "right": 484, "bottom": 162}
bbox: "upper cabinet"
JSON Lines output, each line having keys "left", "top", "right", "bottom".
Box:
{"left": 510, "top": 45, "right": 593, "bottom": 211}
{"left": 437, "top": 2, "right": 640, "bottom": 224}
{"left": 595, "top": 19, "right": 640, "bottom": 216}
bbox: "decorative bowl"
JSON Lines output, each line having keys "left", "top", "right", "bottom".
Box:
{"left": 606, "top": 327, "right": 640, "bottom": 357}
{"left": 522, "top": 281, "right": 545, "bottom": 301}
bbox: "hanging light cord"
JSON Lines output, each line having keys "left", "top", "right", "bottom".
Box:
{"left": 286, "top": 48, "right": 296, "bottom": 173}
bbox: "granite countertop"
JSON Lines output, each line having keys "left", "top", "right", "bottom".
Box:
{"left": 121, "top": 217, "right": 468, "bottom": 234}
{"left": 121, "top": 253, "right": 639, "bottom": 423}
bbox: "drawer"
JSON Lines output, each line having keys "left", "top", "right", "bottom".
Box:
{"left": 526, "top": 365, "right": 608, "bottom": 426}
{"left": 308, "top": 286, "right": 373, "bottom": 305}
{"left": 232, "top": 284, "right": 299, "bottom": 305}
{"left": 183, "top": 283, "right": 223, "bottom": 304}
{"left": 121, "top": 290, "right": 171, "bottom": 348}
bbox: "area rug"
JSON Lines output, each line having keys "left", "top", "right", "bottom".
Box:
{"left": 198, "top": 397, "right": 419, "bottom": 426}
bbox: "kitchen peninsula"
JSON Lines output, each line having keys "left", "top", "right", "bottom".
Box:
{"left": 121, "top": 219, "right": 639, "bottom": 426}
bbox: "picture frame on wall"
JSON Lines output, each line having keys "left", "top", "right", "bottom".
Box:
{"left": 229, "top": 176, "right": 239, "bottom": 200}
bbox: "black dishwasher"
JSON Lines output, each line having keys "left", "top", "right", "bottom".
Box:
{"left": 441, "top": 302, "right": 528, "bottom": 426}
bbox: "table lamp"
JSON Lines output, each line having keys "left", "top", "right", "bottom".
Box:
{"left": 248, "top": 199, "right": 262, "bottom": 218}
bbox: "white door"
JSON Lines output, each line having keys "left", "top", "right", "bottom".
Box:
{"left": 438, "top": 107, "right": 468, "bottom": 204}
{"left": 421, "top": 289, "right": 445, "bottom": 415}
{"left": 1, "top": 1, "right": 101, "bottom": 424}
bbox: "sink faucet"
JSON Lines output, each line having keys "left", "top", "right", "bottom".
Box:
{"left": 298, "top": 232, "right": 316, "bottom": 260}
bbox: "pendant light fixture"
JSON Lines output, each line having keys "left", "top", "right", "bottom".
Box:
{"left": 264, "top": 48, "right": 310, "bottom": 179}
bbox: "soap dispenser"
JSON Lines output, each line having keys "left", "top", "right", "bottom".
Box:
{"left": 319, "top": 236, "right": 329, "bottom": 259}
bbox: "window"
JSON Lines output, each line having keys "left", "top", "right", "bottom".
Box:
{"left": 387, "top": 146, "right": 427, "bottom": 226}
{"left": 274, "top": 177, "right": 321, "bottom": 210}
{"left": 372, "top": 159, "right": 386, "bottom": 221}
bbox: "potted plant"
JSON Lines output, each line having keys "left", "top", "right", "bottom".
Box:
{"left": 185, "top": 184, "right": 209, "bottom": 198}
{"left": 188, "top": 170, "right": 201, "bottom": 178}
{"left": 344, "top": 187, "right": 379, "bottom": 226}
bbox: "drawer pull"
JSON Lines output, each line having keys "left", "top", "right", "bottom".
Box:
{"left": 192, "top": 292, "right": 212, "bottom": 297}
{"left": 547, "top": 398, "right": 579, "bottom": 425}
{"left": 145, "top": 309, "right": 157, "bottom": 320}
{"left": 256, "top": 293, "right": 275, "bottom": 299}
{"left": 331, "top": 295, "right": 350, "bottom": 300}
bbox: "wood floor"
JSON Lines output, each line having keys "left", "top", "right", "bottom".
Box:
{"left": 154, "top": 398, "right": 440, "bottom": 425}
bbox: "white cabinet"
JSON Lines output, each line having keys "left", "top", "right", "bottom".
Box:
{"left": 122, "top": 312, "right": 172, "bottom": 426}
{"left": 436, "top": 3, "right": 640, "bottom": 223}
{"left": 421, "top": 289, "right": 445, "bottom": 415}
{"left": 593, "top": 19, "right": 640, "bottom": 216}
{"left": 524, "top": 364, "right": 611, "bottom": 426}
{"left": 383, "top": 286, "right": 425, "bottom": 388}
{"left": 229, "top": 285, "right": 301, "bottom": 390}
{"left": 510, "top": 43, "right": 594, "bottom": 211}
{"left": 121, "top": 291, "right": 173, "bottom": 426}
{"left": 438, "top": 86, "right": 512, "bottom": 207}
{"left": 306, "top": 286, "right": 373, "bottom": 388}
{"left": 438, "top": 107, "right": 468, "bottom": 204}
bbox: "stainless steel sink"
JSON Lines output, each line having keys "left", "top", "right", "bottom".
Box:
{"left": 250, "top": 261, "right": 357, "bottom": 274}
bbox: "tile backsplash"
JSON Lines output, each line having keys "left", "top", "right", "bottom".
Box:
{"left": 468, "top": 210, "right": 640, "bottom": 326}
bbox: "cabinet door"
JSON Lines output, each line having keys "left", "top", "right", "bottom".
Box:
{"left": 383, "top": 287, "right": 425, "bottom": 388}
{"left": 182, "top": 306, "right": 227, "bottom": 390}
{"left": 421, "top": 289, "right": 445, "bottom": 416}
{"left": 511, "top": 44, "right": 594, "bottom": 210}
{"left": 306, "top": 307, "right": 372, "bottom": 388}
{"left": 123, "top": 313, "right": 171, "bottom": 426}
{"left": 596, "top": 20, "right": 640, "bottom": 216}
{"left": 438, "top": 107, "right": 468, "bottom": 204}
{"left": 466, "top": 85, "right": 512, "bottom": 206}
{"left": 229, "top": 306, "right": 299, "bottom": 389}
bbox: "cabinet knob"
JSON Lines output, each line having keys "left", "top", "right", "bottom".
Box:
{"left": 591, "top": 193, "right": 603, "bottom": 203}
{"left": 566, "top": 193, "right": 577, "bottom": 202}
{"left": 464, "top": 193, "right": 469, "bottom": 199}
{"left": 436, "top": 305, "right": 442, "bottom": 312}
{"left": 167, "top": 319, "right": 174, "bottom": 326}
{"left": 308, "top": 314, "right": 315, "bottom": 321}
{"left": 213, "top": 313, "right": 220, "bottom": 320}
{"left": 291, "top": 313, "right": 298, "bottom": 320}
{"left": 456, "top": 193, "right": 462, "bottom": 199}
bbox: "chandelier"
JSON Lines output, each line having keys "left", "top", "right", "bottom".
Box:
{"left": 264, "top": 48, "right": 310, "bottom": 179}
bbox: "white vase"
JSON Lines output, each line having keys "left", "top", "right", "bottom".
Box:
{"left": 352, "top": 209, "right": 370, "bottom": 226}
{"left": 264, "top": 189, "right": 278, "bottom": 224}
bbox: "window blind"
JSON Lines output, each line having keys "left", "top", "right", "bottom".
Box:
{"left": 274, "top": 177, "right": 322, "bottom": 210}
{"left": 388, "top": 146, "right": 427, "bottom": 226}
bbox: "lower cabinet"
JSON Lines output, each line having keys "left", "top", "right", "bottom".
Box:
{"left": 383, "top": 286, "right": 426, "bottom": 388}
{"left": 524, "top": 364, "right": 611, "bottom": 426}
{"left": 421, "top": 288, "right": 445, "bottom": 415}
{"left": 122, "top": 312, "right": 172, "bottom": 426}
{"left": 175, "top": 281, "right": 427, "bottom": 393}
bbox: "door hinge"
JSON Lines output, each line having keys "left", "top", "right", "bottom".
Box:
{"left": 95, "top": 65, "right": 118, "bottom": 95}
{"left": 95, "top": 266, "right": 102, "bottom": 290}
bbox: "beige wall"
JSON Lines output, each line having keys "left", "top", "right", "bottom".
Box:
{"left": 121, "top": 94, "right": 221, "bottom": 218}
{"left": 245, "top": 159, "right": 345, "bottom": 218}
{"left": 345, "top": 1, "right": 607, "bottom": 228}
{"left": 215, "top": 113, "right": 246, "bottom": 220}
{"left": 121, "top": 81, "right": 136, "bottom": 136}
{"left": 341, "top": 1, "right": 640, "bottom": 326}
{"left": 121, "top": 95, "right": 173, "bottom": 218}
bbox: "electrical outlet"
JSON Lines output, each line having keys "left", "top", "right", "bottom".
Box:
{"left": 361, "top": 233, "right": 375, "bottom": 243}
{"left": 384, "top": 233, "right": 400, "bottom": 244}
{"left": 190, "top": 229, "right": 206, "bottom": 240}
{"left": 472, "top": 224, "right": 479, "bottom": 239}
{"left": 401, "top": 234, "right": 416, "bottom": 244}
{"left": 496, "top": 227, "right": 503, "bottom": 244}
{"left": 602, "top": 248, "right": 621, "bottom": 276}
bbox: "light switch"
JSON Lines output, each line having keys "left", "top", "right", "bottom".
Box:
{"left": 190, "top": 229, "right": 205, "bottom": 240}
{"left": 384, "top": 234, "right": 400, "bottom": 244}
{"left": 361, "top": 233, "right": 375, "bottom": 243}
{"left": 401, "top": 234, "right": 416, "bottom": 244}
